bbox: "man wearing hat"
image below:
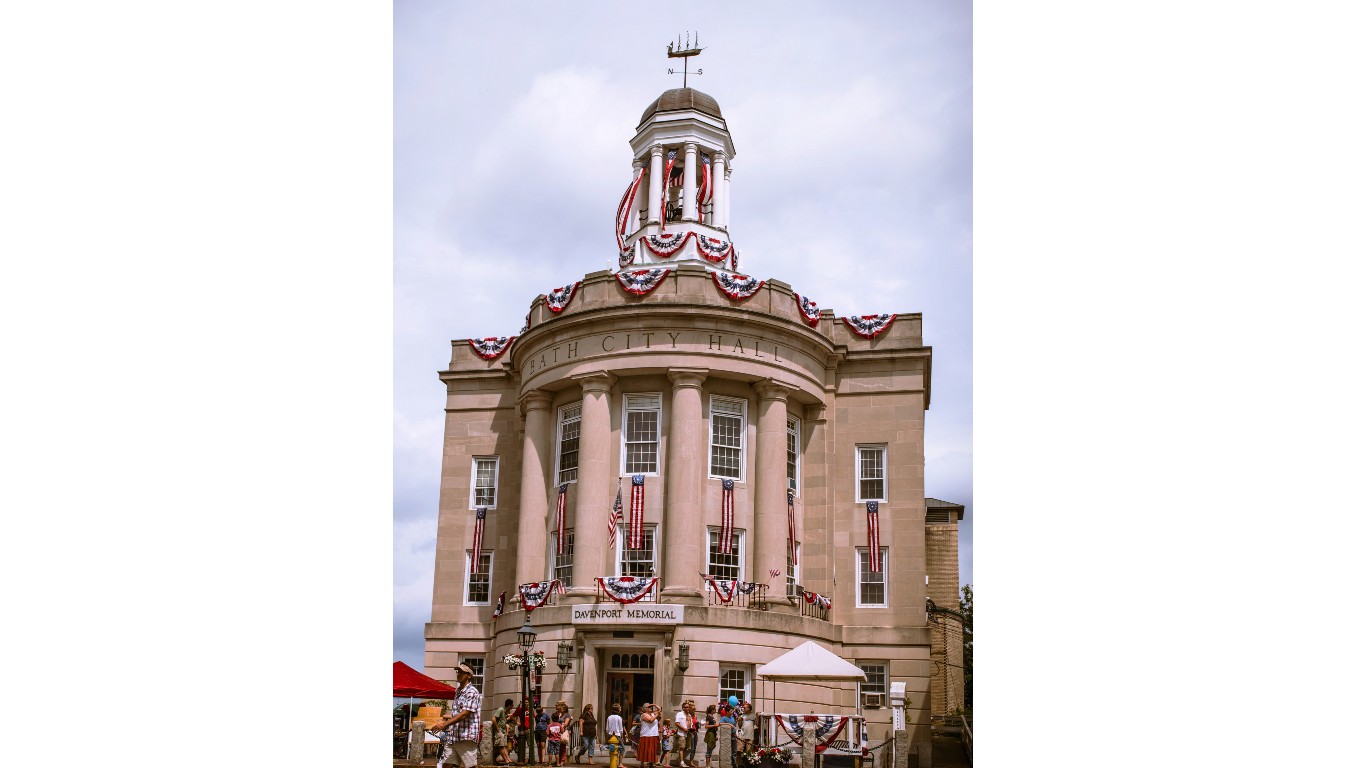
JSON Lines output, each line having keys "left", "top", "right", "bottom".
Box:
{"left": 433, "top": 663, "right": 483, "bottom": 768}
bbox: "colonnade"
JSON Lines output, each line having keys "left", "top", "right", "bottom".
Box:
{"left": 644, "top": 143, "right": 729, "bottom": 230}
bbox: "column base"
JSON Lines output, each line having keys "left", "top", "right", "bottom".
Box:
{"left": 659, "top": 586, "right": 703, "bottom": 604}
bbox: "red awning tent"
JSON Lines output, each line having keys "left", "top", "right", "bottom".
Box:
{"left": 393, "top": 661, "right": 457, "bottom": 699}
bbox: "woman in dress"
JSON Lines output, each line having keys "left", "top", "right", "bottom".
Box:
{"left": 636, "top": 703, "right": 661, "bottom": 768}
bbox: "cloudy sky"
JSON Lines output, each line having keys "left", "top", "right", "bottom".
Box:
{"left": 394, "top": 0, "right": 972, "bottom": 672}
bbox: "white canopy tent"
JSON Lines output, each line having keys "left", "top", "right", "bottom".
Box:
{"left": 755, "top": 641, "right": 867, "bottom": 758}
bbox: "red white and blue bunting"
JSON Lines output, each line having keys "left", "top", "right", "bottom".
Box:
{"left": 518, "top": 579, "right": 566, "bottom": 613}
{"left": 555, "top": 483, "right": 569, "bottom": 555}
{"left": 777, "top": 716, "right": 849, "bottom": 748}
{"left": 802, "top": 590, "right": 832, "bottom": 611}
{"left": 704, "top": 576, "right": 741, "bottom": 604}
{"left": 642, "top": 230, "right": 694, "bottom": 258}
{"left": 619, "top": 244, "right": 636, "bottom": 268}
{"left": 698, "top": 152, "right": 713, "bottom": 213}
{"left": 695, "top": 235, "right": 734, "bottom": 263}
{"left": 660, "top": 149, "right": 678, "bottom": 230}
{"left": 842, "top": 314, "right": 897, "bottom": 339}
{"left": 710, "top": 269, "right": 764, "bottom": 301}
{"left": 866, "top": 501, "right": 881, "bottom": 573}
{"left": 787, "top": 492, "right": 798, "bottom": 568}
{"left": 794, "top": 294, "right": 821, "bottom": 327}
{"left": 470, "top": 336, "right": 515, "bottom": 361}
{"left": 596, "top": 576, "right": 659, "bottom": 605}
{"left": 616, "top": 268, "right": 671, "bottom": 297}
{"left": 628, "top": 474, "right": 646, "bottom": 549}
{"left": 545, "top": 281, "right": 580, "bottom": 314}
{"left": 720, "top": 478, "right": 735, "bottom": 554}
{"left": 471, "top": 507, "right": 487, "bottom": 575}
{"left": 615, "top": 166, "right": 646, "bottom": 251}
{"left": 491, "top": 589, "right": 505, "bottom": 621}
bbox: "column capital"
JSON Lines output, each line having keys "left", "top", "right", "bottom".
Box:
{"left": 667, "top": 367, "right": 708, "bottom": 390}
{"left": 804, "top": 403, "right": 828, "bottom": 423}
{"left": 684, "top": 141, "right": 698, "bottom": 153}
{"left": 650, "top": 144, "right": 664, "bottom": 157}
{"left": 571, "top": 370, "right": 617, "bottom": 394}
{"left": 632, "top": 159, "right": 644, "bottom": 170}
{"left": 752, "top": 379, "right": 798, "bottom": 402}
{"left": 519, "top": 389, "right": 553, "bottom": 413}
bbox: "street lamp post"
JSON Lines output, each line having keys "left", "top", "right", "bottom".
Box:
{"left": 517, "top": 615, "right": 537, "bottom": 764}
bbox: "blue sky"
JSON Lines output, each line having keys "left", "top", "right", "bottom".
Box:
{"left": 393, "top": 1, "right": 972, "bottom": 672}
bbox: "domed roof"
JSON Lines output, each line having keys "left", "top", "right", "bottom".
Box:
{"left": 639, "top": 88, "right": 724, "bottom": 125}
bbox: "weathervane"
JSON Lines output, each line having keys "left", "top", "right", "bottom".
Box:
{"left": 666, "top": 31, "right": 704, "bottom": 88}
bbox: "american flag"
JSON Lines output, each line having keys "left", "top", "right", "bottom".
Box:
{"left": 555, "top": 483, "right": 568, "bottom": 555}
{"left": 607, "top": 480, "right": 624, "bottom": 548}
{"left": 866, "top": 501, "right": 881, "bottom": 573}
{"left": 787, "top": 491, "right": 798, "bottom": 568}
{"left": 720, "top": 478, "right": 735, "bottom": 554}
{"left": 661, "top": 149, "right": 678, "bottom": 224}
{"left": 697, "top": 152, "right": 712, "bottom": 210}
{"left": 629, "top": 474, "right": 645, "bottom": 550}
{"left": 768, "top": 568, "right": 782, "bottom": 580}
{"left": 491, "top": 590, "right": 506, "bottom": 620}
{"left": 471, "top": 507, "right": 486, "bottom": 575}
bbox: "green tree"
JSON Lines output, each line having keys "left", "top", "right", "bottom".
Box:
{"left": 959, "top": 584, "right": 973, "bottom": 710}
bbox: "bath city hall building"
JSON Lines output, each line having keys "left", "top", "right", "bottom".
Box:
{"left": 423, "top": 81, "right": 965, "bottom": 758}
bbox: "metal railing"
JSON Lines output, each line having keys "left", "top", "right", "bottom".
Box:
{"left": 701, "top": 576, "right": 769, "bottom": 609}
{"left": 798, "top": 595, "right": 830, "bottom": 621}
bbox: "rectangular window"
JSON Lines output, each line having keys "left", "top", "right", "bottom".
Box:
{"left": 856, "top": 548, "right": 888, "bottom": 607}
{"left": 556, "top": 403, "right": 582, "bottom": 485}
{"left": 617, "top": 524, "right": 658, "bottom": 577}
{"left": 709, "top": 396, "right": 746, "bottom": 479}
{"left": 787, "top": 542, "right": 801, "bottom": 599}
{"left": 857, "top": 662, "right": 888, "bottom": 709}
{"left": 464, "top": 550, "right": 492, "bottom": 605}
{"left": 706, "top": 527, "right": 744, "bottom": 581}
{"left": 459, "top": 656, "right": 487, "bottom": 693}
{"left": 622, "top": 394, "right": 661, "bottom": 475}
{"left": 553, "top": 529, "right": 575, "bottom": 585}
{"left": 470, "top": 456, "right": 499, "bottom": 509}
{"left": 787, "top": 416, "right": 801, "bottom": 494}
{"left": 856, "top": 445, "right": 886, "bottom": 502}
{"left": 718, "top": 665, "right": 751, "bottom": 707}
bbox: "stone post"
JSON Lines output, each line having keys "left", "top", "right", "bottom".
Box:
{"left": 800, "top": 723, "right": 816, "bottom": 768}
{"left": 481, "top": 719, "right": 495, "bottom": 765}
{"left": 662, "top": 368, "right": 707, "bottom": 601}
{"left": 752, "top": 381, "right": 796, "bottom": 591}
{"left": 720, "top": 723, "right": 735, "bottom": 768}
{"left": 893, "top": 730, "right": 908, "bottom": 768}
{"left": 570, "top": 371, "right": 616, "bottom": 595}
{"left": 683, "top": 142, "right": 698, "bottom": 221}
{"left": 649, "top": 145, "right": 664, "bottom": 224}
{"left": 517, "top": 391, "right": 554, "bottom": 586}
{"left": 409, "top": 720, "right": 427, "bottom": 761}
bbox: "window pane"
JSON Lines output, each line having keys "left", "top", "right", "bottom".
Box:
{"left": 625, "top": 410, "right": 658, "bottom": 474}
{"left": 719, "top": 668, "right": 748, "bottom": 705}
{"left": 787, "top": 544, "right": 800, "bottom": 598}
{"left": 475, "top": 458, "right": 497, "bottom": 506}
{"left": 554, "top": 531, "right": 575, "bottom": 585}
{"left": 787, "top": 419, "right": 799, "bottom": 491}
{"left": 461, "top": 657, "right": 486, "bottom": 692}
{"left": 858, "top": 448, "right": 884, "bottom": 500}
{"left": 620, "top": 528, "right": 656, "bottom": 577}
{"left": 710, "top": 413, "right": 742, "bottom": 477}
{"left": 467, "top": 552, "right": 492, "bottom": 603}
{"left": 859, "top": 550, "right": 885, "bottom": 605}
{"left": 707, "top": 530, "right": 741, "bottom": 580}
{"left": 558, "top": 416, "right": 580, "bottom": 484}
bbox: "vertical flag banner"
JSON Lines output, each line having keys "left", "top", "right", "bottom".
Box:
{"left": 471, "top": 507, "right": 487, "bottom": 574}
{"left": 491, "top": 590, "right": 506, "bottom": 621}
{"left": 866, "top": 501, "right": 881, "bottom": 573}
{"left": 629, "top": 474, "right": 645, "bottom": 550}
{"left": 720, "top": 478, "right": 735, "bottom": 554}
{"left": 608, "top": 479, "right": 623, "bottom": 548}
{"left": 660, "top": 149, "right": 678, "bottom": 229}
{"left": 697, "top": 152, "right": 712, "bottom": 213}
{"left": 787, "top": 491, "right": 798, "bottom": 568}
{"left": 556, "top": 483, "right": 568, "bottom": 556}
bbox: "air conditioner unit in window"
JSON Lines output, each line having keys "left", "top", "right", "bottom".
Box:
{"left": 862, "top": 693, "right": 884, "bottom": 709}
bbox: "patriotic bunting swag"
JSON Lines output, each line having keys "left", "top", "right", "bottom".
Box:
{"left": 720, "top": 478, "right": 735, "bottom": 554}
{"left": 787, "top": 492, "right": 798, "bottom": 568}
{"left": 545, "top": 282, "right": 580, "bottom": 314}
{"left": 738, "top": 580, "right": 762, "bottom": 596}
{"left": 596, "top": 576, "right": 659, "bottom": 604}
{"left": 615, "top": 166, "right": 646, "bottom": 251}
{"left": 628, "top": 474, "right": 645, "bottom": 550}
{"left": 866, "top": 500, "right": 881, "bottom": 573}
{"left": 470, "top": 336, "right": 515, "bottom": 361}
{"left": 607, "top": 480, "right": 624, "bottom": 548}
{"left": 802, "top": 590, "right": 833, "bottom": 610}
{"left": 555, "top": 483, "right": 568, "bottom": 555}
{"left": 470, "top": 507, "right": 487, "bottom": 574}
{"left": 616, "top": 268, "right": 671, "bottom": 297}
{"left": 642, "top": 230, "right": 693, "bottom": 258}
{"left": 842, "top": 313, "right": 897, "bottom": 339}
{"left": 710, "top": 269, "right": 764, "bottom": 301}
{"left": 694, "top": 234, "right": 735, "bottom": 263}
{"left": 794, "top": 294, "right": 821, "bottom": 327}
{"left": 660, "top": 149, "right": 678, "bottom": 230}
{"left": 778, "top": 716, "right": 848, "bottom": 748}
{"left": 704, "top": 576, "right": 741, "bottom": 604}
{"left": 491, "top": 590, "right": 506, "bottom": 621}
{"left": 518, "top": 579, "right": 566, "bottom": 613}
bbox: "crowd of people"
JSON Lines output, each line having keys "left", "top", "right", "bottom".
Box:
{"left": 428, "top": 674, "right": 762, "bottom": 768}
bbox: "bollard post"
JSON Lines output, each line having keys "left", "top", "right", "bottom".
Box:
{"left": 480, "top": 719, "right": 494, "bottom": 765}
{"left": 800, "top": 723, "right": 816, "bottom": 768}
{"left": 719, "top": 724, "right": 735, "bottom": 768}
{"left": 893, "top": 731, "right": 908, "bottom": 768}
{"left": 410, "top": 720, "right": 428, "bottom": 761}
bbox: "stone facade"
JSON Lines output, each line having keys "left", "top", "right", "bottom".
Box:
{"left": 925, "top": 498, "right": 965, "bottom": 716}
{"left": 423, "top": 86, "right": 961, "bottom": 758}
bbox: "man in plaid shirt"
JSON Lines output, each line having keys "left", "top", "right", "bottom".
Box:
{"left": 433, "top": 664, "right": 482, "bottom": 768}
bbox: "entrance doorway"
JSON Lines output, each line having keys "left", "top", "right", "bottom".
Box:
{"left": 605, "top": 652, "right": 656, "bottom": 724}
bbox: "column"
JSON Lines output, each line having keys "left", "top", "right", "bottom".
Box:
{"left": 628, "top": 160, "right": 644, "bottom": 233}
{"left": 752, "top": 380, "right": 795, "bottom": 593}
{"left": 648, "top": 145, "right": 664, "bottom": 224}
{"left": 517, "top": 390, "right": 554, "bottom": 586}
{"left": 662, "top": 368, "right": 707, "bottom": 602}
{"left": 711, "top": 153, "right": 726, "bottom": 228}
{"left": 682, "top": 142, "right": 698, "bottom": 221}
{"left": 723, "top": 165, "right": 732, "bottom": 233}
{"left": 569, "top": 371, "right": 616, "bottom": 596}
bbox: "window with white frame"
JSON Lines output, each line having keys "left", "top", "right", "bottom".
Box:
{"left": 706, "top": 527, "right": 744, "bottom": 581}
{"left": 553, "top": 529, "right": 575, "bottom": 585}
{"left": 718, "top": 665, "right": 751, "bottom": 707}
{"left": 470, "top": 456, "right": 499, "bottom": 508}
{"left": 622, "top": 394, "right": 661, "bottom": 475}
{"left": 787, "top": 542, "right": 801, "bottom": 599}
{"left": 464, "top": 550, "right": 492, "bottom": 604}
{"left": 857, "top": 662, "right": 888, "bottom": 709}
{"left": 709, "top": 397, "right": 746, "bottom": 479}
{"left": 855, "top": 548, "right": 888, "bottom": 607}
{"left": 459, "top": 655, "right": 487, "bottom": 693}
{"left": 616, "top": 524, "right": 657, "bottom": 577}
{"left": 787, "top": 416, "right": 801, "bottom": 493}
{"left": 555, "top": 403, "right": 582, "bottom": 485}
{"left": 856, "top": 445, "right": 886, "bottom": 502}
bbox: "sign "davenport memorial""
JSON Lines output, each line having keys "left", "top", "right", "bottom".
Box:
{"left": 570, "top": 603, "right": 685, "bottom": 624}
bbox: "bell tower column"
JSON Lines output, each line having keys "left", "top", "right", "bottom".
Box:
{"left": 723, "top": 164, "right": 733, "bottom": 233}
{"left": 683, "top": 142, "right": 699, "bottom": 222}
{"left": 711, "top": 152, "right": 726, "bottom": 229}
{"left": 629, "top": 160, "right": 644, "bottom": 233}
{"left": 648, "top": 145, "right": 664, "bottom": 225}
